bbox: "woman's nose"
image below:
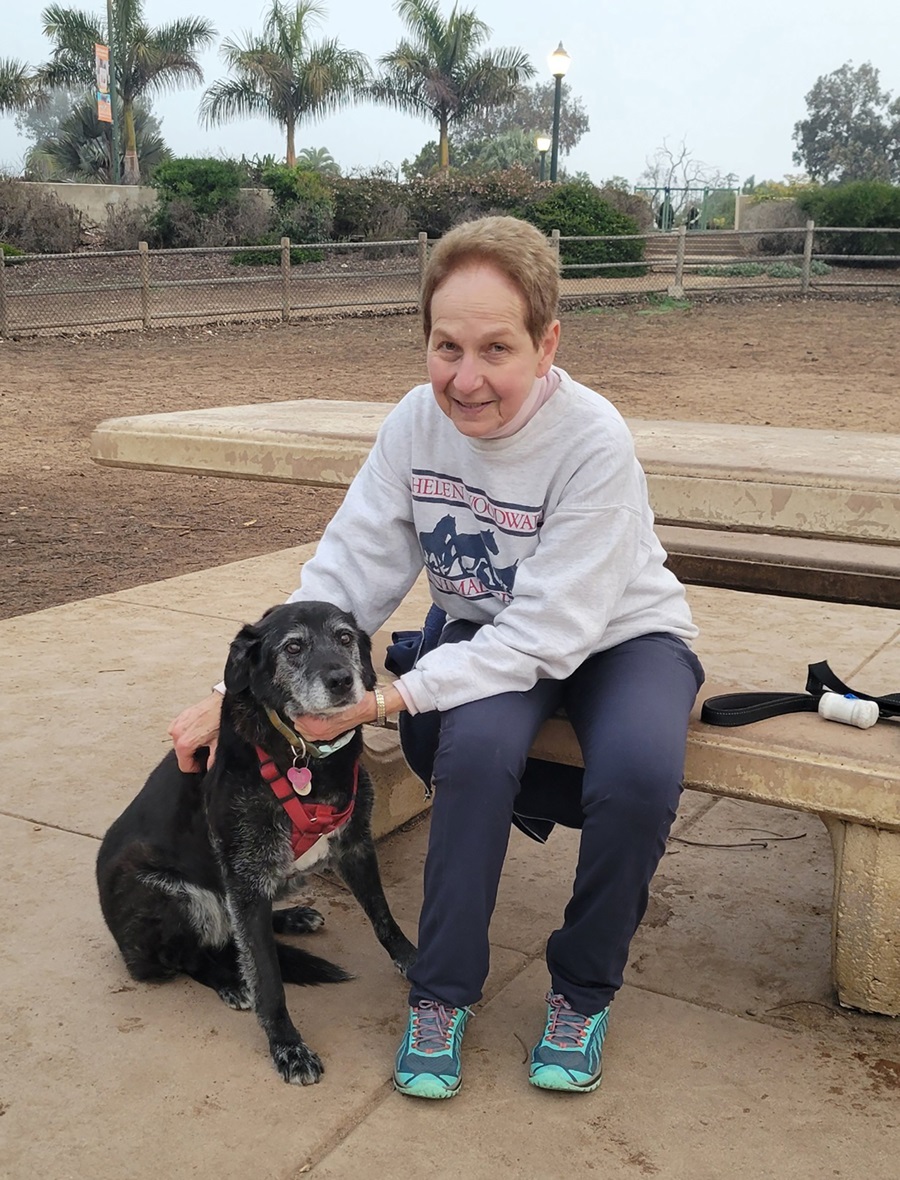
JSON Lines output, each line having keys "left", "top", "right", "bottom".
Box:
{"left": 454, "top": 353, "right": 483, "bottom": 393}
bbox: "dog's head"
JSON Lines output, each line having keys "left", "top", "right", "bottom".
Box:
{"left": 224, "top": 602, "right": 376, "bottom": 722}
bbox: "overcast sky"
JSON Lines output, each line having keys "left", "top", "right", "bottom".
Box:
{"left": 2, "top": 1, "right": 897, "bottom": 185}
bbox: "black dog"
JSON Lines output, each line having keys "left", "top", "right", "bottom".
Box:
{"left": 97, "top": 601, "right": 417, "bottom": 1085}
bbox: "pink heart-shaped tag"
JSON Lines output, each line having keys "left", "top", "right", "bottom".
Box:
{"left": 287, "top": 766, "right": 312, "bottom": 796}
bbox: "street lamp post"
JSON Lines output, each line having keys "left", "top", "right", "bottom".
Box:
{"left": 536, "top": 134, "right": 551, "bottom": 182}
{"left": 547, "top": 41, "right": 571, "bottom": 182}
{"left": 106, "top": 0, "right": 121, "bottom": 183}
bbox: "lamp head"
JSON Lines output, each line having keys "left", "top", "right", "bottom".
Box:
{"left": 536, "top": 135, "right": 552, "bottom": 153}
{"left": 548, "top": 42, "right": 571, "bottom": 78}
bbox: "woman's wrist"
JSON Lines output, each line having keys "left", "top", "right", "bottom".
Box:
{"left": 371, "top": 683, "right": 405, "bottom": 724}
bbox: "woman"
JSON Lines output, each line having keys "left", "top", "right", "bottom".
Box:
{"left": 171, "top": 215, "right": 704, "bottom": 1100}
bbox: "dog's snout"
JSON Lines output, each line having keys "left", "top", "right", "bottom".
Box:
{"left": 323, "top": 666, "right": 354, "bottom": 696}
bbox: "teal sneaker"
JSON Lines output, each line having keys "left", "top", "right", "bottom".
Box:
{"left": 393, "top": 1000, "right": 470, "bottom": 1099}
{"left": 529, "top": 992, "right": 609, "bottom": 1093}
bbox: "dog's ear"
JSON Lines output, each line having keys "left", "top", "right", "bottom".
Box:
{"left": 224, "top": 622, "right": 263, "bottom": 695}
{"left": 355, "top": 622, "right": 377, "bottom": 690}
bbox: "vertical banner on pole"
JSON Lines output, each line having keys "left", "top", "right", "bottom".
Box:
{"left": 95, "top": 43, "right": 111, "bottom": 123}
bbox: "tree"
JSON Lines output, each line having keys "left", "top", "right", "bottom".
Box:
{"left": 25, "top": 95, "right": 168, "bottom": 181}
{"left": 792, "top": 61, "right": 900, "bottom": 183}
{"left": 200, "top": 1, "right": 368, "bottom": 168}
{"left": 402, "top": 128, "right": 535, "bottom": 177}
{"left": 371, "top": 0, "right": 534, "bottom": 172}
{"left": 0, "top": 58, "right": 45, "bottom": 113}
{"left": 457, "top": 79, "right": 589, "bottom": 157}
{"left": 638, "top": 138, "right": 737, "bottom": 224}
{"left": 37, "top": 1, "right": 216, "bottom": 185}
{"left": 296, "top": 145, "right": 341, "bottom": 175}
{"left": 15, "top": 84, "right": 86, "bottom": 143}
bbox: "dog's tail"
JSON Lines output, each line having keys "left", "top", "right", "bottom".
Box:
{"left": 276, "top": 942, "right": 354, "bottom": 985}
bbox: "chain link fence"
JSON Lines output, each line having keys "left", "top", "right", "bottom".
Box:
{"left": 1, "top": 225, "right": 897, "bottom": 338}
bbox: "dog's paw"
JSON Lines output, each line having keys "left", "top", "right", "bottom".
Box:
{"left": 273, "top": 905, "right": 325, "bottom": 935}
{"left": 271, "top": 1040, "right": 324, "bottom": 1085}
{"left": 390, "top": 938, "right": 418, "bottom": 978}
{"left": 217, "top": 982, "right": 253, "bottom": 1010}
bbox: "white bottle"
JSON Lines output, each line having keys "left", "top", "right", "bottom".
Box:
{"left": 817, "top": 691, "right": 880, "bottom": 730}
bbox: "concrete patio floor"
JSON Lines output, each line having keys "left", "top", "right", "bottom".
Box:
{"left": 2, "top": 545, "right": 898, "bottom": 1180}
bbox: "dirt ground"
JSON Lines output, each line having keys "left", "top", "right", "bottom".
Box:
{"left": 2, "top": 294, "right": 898, "bottom": 619}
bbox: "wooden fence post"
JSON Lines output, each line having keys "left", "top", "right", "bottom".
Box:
{"left": 281, "top": 237, "right": 291, "bottom": 322}
{"left": 417, "top": 232, "right": 428, "bottom": 306}
{"left": 801, "top": 219, "right": 815, "bottom": 294}
{"left": 138, "top": 241, "right": 151, "bottom": 330}
{"left": 551, "top": 228, "right": 561, "bottom": 268}
{"left": 0, "top": 249, "right": 7, "bottom": 339}
{"left": 669, "top": 224, "right": 687, "bottom": 297}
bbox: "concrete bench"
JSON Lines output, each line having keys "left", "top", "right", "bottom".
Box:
{"left": 92, "top": 401, "right": 900, "bottom": 607}
{"left": 369, "top": 575, "right": 900, "bottom": 1018}
{"left": 90, "top": 402, "right": 900, "bottom": 1014}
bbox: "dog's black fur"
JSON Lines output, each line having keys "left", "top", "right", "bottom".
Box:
{"left": 97, "top": 601, "right": 417, "bottom": 1085}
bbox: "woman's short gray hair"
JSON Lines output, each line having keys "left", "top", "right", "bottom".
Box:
{"left": 421, "top": 216, "right": 560, "bottom": 346}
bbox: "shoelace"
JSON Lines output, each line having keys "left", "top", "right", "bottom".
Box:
{"left": 544, "top": 992, "right": 591, "bottom": 1049}
{"left": 411, "top": 1000, "right": 459, "bottom": 1053}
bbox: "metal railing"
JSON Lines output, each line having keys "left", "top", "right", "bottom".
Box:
{"left": 1, "top": 224, "right": 897, "bottom": 338}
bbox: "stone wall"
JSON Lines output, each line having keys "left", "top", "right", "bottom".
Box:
{"left": 16, "top": 182, "right": 273, "bottom": 225}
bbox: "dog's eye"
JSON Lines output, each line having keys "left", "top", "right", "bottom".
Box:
{"left": 285, "top": 640, "right": 303, "bottom": 655}
{"left": 338, "top": 632, "right": 353, "bottom": 646}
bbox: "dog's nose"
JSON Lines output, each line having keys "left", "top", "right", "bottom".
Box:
{"left": 323, "top": 667, "right": 354, "bottom": 696}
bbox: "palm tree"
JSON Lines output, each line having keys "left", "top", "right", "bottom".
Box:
{"left": 26, "top": 96, "right": 169, "bottom": 182}
{"left": 296, "top": 145, "right": 341, "bottom": 175}
{"left": 37, "top": 1, "right": 216, "bottom": 184}
{"left": 371, "top": 0, "right": 534, "bottom": 172}
{"left": 200, "top": 1, "right": 368, "bottom": 168}
{"left": 0, "top": 58, "right": 44, "bottom": 113}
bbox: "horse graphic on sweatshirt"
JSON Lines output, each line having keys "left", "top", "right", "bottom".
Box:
{"left": 419, "top": 514, "right": 518, "bottom": 599}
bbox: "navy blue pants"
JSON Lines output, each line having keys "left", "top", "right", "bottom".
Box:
{"left": 405, "top": 626, "right": 704, "bottom": 1015}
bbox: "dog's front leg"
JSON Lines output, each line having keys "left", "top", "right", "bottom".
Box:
{"left": 334, "top": 840, "right": 417, "bottom": 976}
{"left": 227, "top": 886, "right": 324, "bottom": 1085}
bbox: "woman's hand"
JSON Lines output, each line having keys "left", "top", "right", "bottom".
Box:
{"left": 168, "top": 691, "right": 223, "bottom": 773}
{"left": 292, "top": 684, "right": 405, "bottom": 743}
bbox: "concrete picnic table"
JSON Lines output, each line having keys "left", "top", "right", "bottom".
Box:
{"left": 90, "top": 398, "right": 900, "bottom": 531}
{"left": 91, "top": 399, "right": 900, "bottom": 606}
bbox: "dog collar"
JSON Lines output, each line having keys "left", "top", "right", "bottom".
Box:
{"left": 257, "top": 748, "right": 358, "bottom": 860}
{"left": 264, "top": 706, "right": 356, "bottom": 760}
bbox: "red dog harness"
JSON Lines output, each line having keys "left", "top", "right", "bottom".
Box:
{"left": 256, "top": 748, "right": 358, "bottom": 860}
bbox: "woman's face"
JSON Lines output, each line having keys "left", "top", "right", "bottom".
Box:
{"left": 427, "top": 263, "right": 560, "bottom": 438}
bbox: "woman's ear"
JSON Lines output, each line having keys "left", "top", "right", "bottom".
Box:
{"left": 536, "top": 319, "right": 561, "bottom": 376}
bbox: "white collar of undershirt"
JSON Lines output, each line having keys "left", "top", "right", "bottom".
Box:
{"left": 480, "top": 367, "right": 562, "bottom": 439}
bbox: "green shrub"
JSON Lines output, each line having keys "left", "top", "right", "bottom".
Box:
{"left": 696, "top": 262, "right": 767, "bottom": 276}
{"left": 260, "top": 164, "right": 334, "bottom": 243}
{"left": 516, "top": 182, "right": 646, "bottom": 277}
{"left": 1, "top": 241, "right": 25, "bottom": 259}
{"left": 403, "top": 168, "right": 537, "bottom": 238}
{"left": 150, "top": 157, "right": 244, "bottom": 217}
{"left": 332, "top": 175, "right": 411, "bottom": 241}
{"left": 694, "top": 260, "right": 831, "bottom": 278}
{"left": 0, "top": 177, "right": 84, "bottom": 253}
{"left": 797, "top": 181, "right": 900, "bottom": 264}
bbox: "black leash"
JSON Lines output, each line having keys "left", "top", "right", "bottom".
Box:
{"left": 701, "top": 661, "right": 900, "bottom": 727}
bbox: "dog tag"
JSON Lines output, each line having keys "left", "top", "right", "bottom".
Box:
{"left": 287, "top": 766, "right": 313, "bottom": 795}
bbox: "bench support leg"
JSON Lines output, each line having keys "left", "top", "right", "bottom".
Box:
{"left": 361, "top": 727, "right": 431, "bottom": 841}
{"left": 823, "top": 817, "right": 900, "bottom": 1016}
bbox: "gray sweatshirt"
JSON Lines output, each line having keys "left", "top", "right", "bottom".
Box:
{"left": 289, "top": 367, "right": 697, "bottom": 714}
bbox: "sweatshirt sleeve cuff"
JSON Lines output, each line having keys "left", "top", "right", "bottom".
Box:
{"left": 393, "top": 677, "right": 419, "bottom": 716}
